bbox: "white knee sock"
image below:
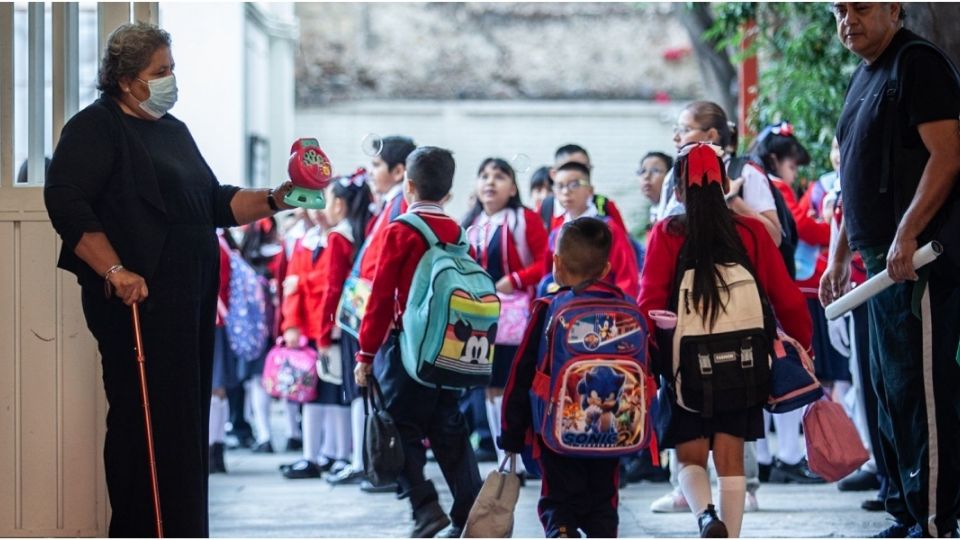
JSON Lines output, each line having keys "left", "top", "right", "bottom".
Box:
{"left": 773, "top": 408, "right": 804, "bottom": 465}
{"left": 350, "top": 398, "right": 364, "bottom": 470}
{"left": 249, "top": 376, "right": 273, "bottom": 444}
{"left": 756, "top": 412, "right": 773, "bottom": 466}
{"left": 334, "top": 405, "right": 352, "bottom": 461}
{"left": 209, "top": 396, "right": 228, "bottom": 445}
{"left": 320, "top": 404, "right": 337, "bottom": 460}
{"left": 485, "top": 395, "right": 506, "bottom": 466}
{"left": 718, "top": 476, "right": 746, "bottom": 537}
{"left": 285, "top": 400, "right": 302, "bottom": 439}
{"left": 302, "top": 403, "right": 324, "bottom": 463}
{"left": 678, "top": 465, "right": 712, "bottom": 516}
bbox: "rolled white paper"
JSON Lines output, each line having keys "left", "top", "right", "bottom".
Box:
{"left": 825, "top": 241, "right": 943, "bottom": 320}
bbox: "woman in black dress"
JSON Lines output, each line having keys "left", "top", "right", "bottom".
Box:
{"left": 44, "top": 22, "right": 295, "bottom": 538}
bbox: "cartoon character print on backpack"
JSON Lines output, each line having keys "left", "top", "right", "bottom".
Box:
{"left": 566, "top": 311, "right": 643, "bottom": 355}
{"left": 578, "top": 366, "right": 625, "bottom": 434}
{"left": 452, "top": 319, "right": 498, "bottom": 365}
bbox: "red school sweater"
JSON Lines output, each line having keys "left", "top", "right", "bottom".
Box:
{"left": 356, "top": 204, "right": 467, "bottom": 363}
{"left": 638, "top": 215, "right": 813, "bottom": 351}
{"left": 466, "top": 207, "right": 549, "bottom": 290}
{"left": 281, "top": 227, "right": 354, "bottom": 348}
{"left": 543, "top": 213, "right": 640, "bottom": 299}
{"left": 358, "top": 190, "right": 409, "bottom": 281}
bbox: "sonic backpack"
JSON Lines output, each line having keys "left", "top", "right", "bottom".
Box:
{"left": 529, "top": 281, "right": 656, "bottom": 458}
{"left": 396, "top": 213, "right": 501, "bottom": 390}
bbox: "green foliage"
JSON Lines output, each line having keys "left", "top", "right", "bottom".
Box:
{"left": 706, "top": 3, "right": 859, "bottom": 177}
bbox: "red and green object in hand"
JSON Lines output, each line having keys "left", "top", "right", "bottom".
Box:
{"left": 284, "top": 138, "right": 333, "bottom": 209}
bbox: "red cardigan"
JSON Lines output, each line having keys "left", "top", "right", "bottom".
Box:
{"left": 281, "top": 229, "right": 354, "bottom": 348}
{"left": 356, "top": 207, "right": 466, "bottom": 363}
{"left": 359, "top": 191, "right": 409, "bottom": 281}
{"left": 466, "top": 207, "right": 548, "bottom": 290}
{"left": 638, "top": 216, "right": 813, "bottom": 351}
{"left": 544, "top": 213, "right": 640, "bottom": 299}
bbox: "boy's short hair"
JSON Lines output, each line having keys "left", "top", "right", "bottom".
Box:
{"left": 557, "top": 217, "right": 612, "bottom": 280}
{"left": 555, "top": 144, "right": 590, "bottom": 162}
{"left": 530, "top": 166, "right": 553, "bottom": 191}
{"left": 379, "top": 135, "right": 417, "bottom": 170}
{"left": 406, "top": 146, "right": 455, "bottom": 202}
{"left": 555, "top": 161, "right": 591, "bottom": 181}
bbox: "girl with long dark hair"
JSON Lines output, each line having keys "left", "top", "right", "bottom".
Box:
{"left": 639, "top": 144, "right": 811, "bottom": 537}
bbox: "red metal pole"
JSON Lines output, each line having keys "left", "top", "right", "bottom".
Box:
{"left": 739, "top": 20, "right": 759, "bottom": 142}
{"left": 131, "top": 303, "right": 164, "bottom": 538}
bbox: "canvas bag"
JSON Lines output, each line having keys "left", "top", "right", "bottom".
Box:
{"left": 462, "top": 454, "right": 522, "bottom": 538}
{"left": 530, "top": 281, "right": 655, "bottom": 458}
{"left": 766, "top": 331, "right": 822, "bottom": 413}
{"left": 316, "top": 346, "right": 343, "bottom": 385}
{"left": 803, "top": 395, "right": 869, "bottom": 482}
{"left": 261, "top": 336, "right": 318, "bottom": 403}
{"left": 396, "top": 213, "right": 500, "bottom": 390}
{"left": 670, "top": 244, "right": 774, "bottom": 418}
{"left": 362, "top": 377, "right": 405, "bottom": 487}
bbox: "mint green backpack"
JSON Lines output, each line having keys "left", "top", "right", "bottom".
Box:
{"left": 396, "top": 213, "right": 500, "bottom": 389}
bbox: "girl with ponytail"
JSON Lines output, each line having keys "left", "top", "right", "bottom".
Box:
{"left": 279, "top": 169, "right": 374, "bottom": 480}
{"left": 638, "top": 143, "right": 812, "bottom": 538}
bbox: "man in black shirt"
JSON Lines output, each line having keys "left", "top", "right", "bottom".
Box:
{"left": 821, "top": 3, "right": 960, "bottom": 538}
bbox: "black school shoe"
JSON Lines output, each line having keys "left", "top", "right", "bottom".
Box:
{"left": 698, "top": 504, "right": 729, "bottom": 538}
{"left": 209, "top": 443, "right": 227, "bottom": 474}
{"left": 282, "top": 459, "right": 324, "bottom": 479}
{"left": 326, "top": 466, "right": 365, "bottom": 485}
{"left": 438, "top": 525, "right": 463, "bottom": 538}
{"left": 862, "top": 498, "right": 886, "bottom": 512}
{"left": 872, "top": 522, "right": 916, "bottom": 538}
{"left": 360, "top": 479, "right": 398, "bottom": 493}
{"left": 411, "top": 501, "right": 451, "bottom": 538}
{"left": 768, "top": 458, "right": 825, "bottom": 484}
{"left": 839, "top": 469, "right": 882, "bottom": 491}
{"left": 251, "top": 440, "right": 274, "bottom": 454}
{"left": 285, "top": 437, "right": 303, "bottom": 452}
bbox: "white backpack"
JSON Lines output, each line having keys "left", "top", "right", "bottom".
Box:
{"left": 670, "top": 257, "right": 773, "bottom": 418}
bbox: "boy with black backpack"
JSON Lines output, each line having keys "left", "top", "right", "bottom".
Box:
{"left": 354, "top": 147, "right": 487, "bottom": 538}
{"left": 500, "top": 218, "right": 656, "bottom": 538}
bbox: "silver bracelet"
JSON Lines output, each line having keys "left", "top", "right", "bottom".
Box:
{"left": 103, "top": 264, "right": 124, "bottom": 280}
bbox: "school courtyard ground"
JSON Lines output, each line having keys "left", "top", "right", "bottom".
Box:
{"left": 209, "top": 448, "right": 891, "bottom": 538}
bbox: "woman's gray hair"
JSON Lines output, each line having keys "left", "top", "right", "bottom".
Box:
{"left": 97, "top": 22, "right": 171, "bottom": 97}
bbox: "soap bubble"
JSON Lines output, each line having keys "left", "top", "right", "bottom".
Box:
{"left": 361, "top": 133, "right": 383, "bottom": 157}
{"left": 510, "top": 153, "right": 531, "bottom": 174}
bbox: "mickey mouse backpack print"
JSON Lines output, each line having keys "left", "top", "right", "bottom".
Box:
{"left": 396, "top": 213, "right": 501, "bottom": 390}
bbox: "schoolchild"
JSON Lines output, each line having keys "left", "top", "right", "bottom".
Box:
{"left": 500, "top": 218, "right": 631, "bottom": 538}
{"left": 639, "top": 143, "right": 812, "bottom": 537}
{"left": 543, "top": 161, "right": 639, "bottom": 299}
{"left": 280, "top": 172, "right": 374, "bottom": 479}
{"left": 462, "top": 157, "right": 548, "bottom": 468}
{"left": 208, "top": 229, "right": 236, "bottom": 474}
{"left": 328, "top": 136, "right": 416, "bottom": 489}
{"left": 541, "top": 144, "right": 628, "bottom": 234}
{"left": 639, "top": 151, "right": 674, "bottom": 228}
{"left": 530, "top": 166, "right": 554, "bottom": 211}
{"left": 354, "top": 147, "right": 483, "bottom": 538}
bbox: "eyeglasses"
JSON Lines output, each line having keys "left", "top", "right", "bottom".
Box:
{"left": 637, "top": 167, "right": 666, "bottom": 177}
{"left": 556, "top": 180, "right": 589, "bottom": 193}
{"left": 673, "top": 124, "right": 706, "bottom": 136}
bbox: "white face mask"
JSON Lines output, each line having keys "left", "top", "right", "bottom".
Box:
{"left": 136, "top": 74, "right": 178, "bottom": 118}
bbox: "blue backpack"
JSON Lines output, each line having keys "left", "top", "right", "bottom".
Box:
{"left": 225, "top": 250, "right": 271, "bottom": 363}
{"left": 529, "top": 281, "right": 655, "bottom": 458}
{"left": 396, "top": 213, "right": 501, "bottom": 390}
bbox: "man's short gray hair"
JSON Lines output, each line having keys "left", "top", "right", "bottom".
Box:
{"left": 97, "top": 22, "right": 172, "bottom": 97}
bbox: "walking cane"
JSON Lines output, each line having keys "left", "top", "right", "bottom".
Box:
{"left": 131, "top": 302, "right": 164, "bottom": 538}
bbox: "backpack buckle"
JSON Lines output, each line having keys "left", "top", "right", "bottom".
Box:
{"left": 740, "top": 339, "right": 754, "bottom": 369}
{"left": 698, "top": 352, "right": 713, "bottom": 375}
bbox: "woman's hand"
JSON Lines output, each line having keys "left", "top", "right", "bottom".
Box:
{"left": 272, "top": 181, "right": 297, "bottom": 211}
{"left": 495, "top": 276, "right": 515, "bottom": 294}
{"left": 108, "top": 269, "right": 148, "bottom": 305}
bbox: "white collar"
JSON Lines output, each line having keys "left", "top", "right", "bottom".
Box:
{"left": 477, "top": 208, "right": 509, "bottom": 227}
{"left": 563, "top": 200, "right": 599, "bottom": 223}
{"left": 300, "top": 224, "right": 325, "bottom": 250}
{"left": 409, "top": 201, "right": 444, "bottom": 215}
{"left": 329, "top": 220, "right": 354, "bottom": 243}
{"left": 381, "top": 183, "right": 404, "bottom": 207}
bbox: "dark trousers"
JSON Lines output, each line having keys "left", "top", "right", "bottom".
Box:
{"left": 375, "top": 332, "right": 482, "bottom": 527}
{"left": 536, "top": 442, "right": 620, "bottom": 538}
{"left": 862, "top": 247, "right": 960, "bottom": 536}
{"left": 82, "top": 285, "right": 214, "bottom": 538}
{"left": 852, "top": 304, "right": 892, "bottom": 498}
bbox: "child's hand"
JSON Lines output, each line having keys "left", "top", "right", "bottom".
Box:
{"left": 283, "top": 327, "right": 301, "bottom": 348}
{"left": 354, "top": 362, "right": 373, "bottom": 387}
{"left": 495, "top": 276, "right": 515, "bottom": 294}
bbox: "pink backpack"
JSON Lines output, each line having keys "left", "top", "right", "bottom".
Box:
{"left": 803, "top": 396, "right": 869, "bottom": 482}
{"left": 262, "top": 336, "right": 318, "bottom": 403}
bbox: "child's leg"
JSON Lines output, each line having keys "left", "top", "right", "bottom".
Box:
{"left": 319, "top": 404, "right": 337, "bottom": 462}
{"left": 301, "top": 403, "right": 324, "bottom": 463}
{"left": 209, "top": 393, "right": 228, "bottom": 446}
{"left": 772, "top": 408, "right": 804, "bottom": 465}
{"left": 676, "top": 438, "right": 712, "bottom": 516}
{"left": 247, "top": 376, "right": 272, "bottom": 444}
{"left": 484, "top": 388, "right": 506, "bottom": 466}
{"left": 426, "top": 389, "right": 483, "bottom": 529}
{"left": 334, "top": 404, "right": 352, "bottom": 462}
{"left": 714, "top": 433, "right": 747, "bottom": 538}
{"left": 285, "top": 400, "right": 302, "bottom": 441}
{"left": 579, "top": 458, "right": 620, "bottom": 538}
{"left": 756, "top": 412, "right": 773, "bottom": 466}
{"left": 350, "top": 397, "right": 364, "bottom": 471}
{"left": 536, "top": 446, "right": 585, "bottom": 538}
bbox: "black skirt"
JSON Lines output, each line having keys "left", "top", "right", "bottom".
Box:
{"left": 655, "top": 384, "right": 765, "bottom": 449}
{"left": 807, "top": 298, "right": 853, "bottom": 383}
{"left": 490, "top": 344, "right": 519, "bottom": 389}
{"left": 340, "top": 334, "right": 362, "bottom": 402}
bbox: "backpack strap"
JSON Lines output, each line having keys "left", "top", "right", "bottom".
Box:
{"left": 697, "top": 343, "right": 714, "bottom": 419}
{"left": 539, "top": 195, "right": 555, "bottom": 230}
{"left": 594, "top": 195, "right": 609, "bottom": 218}
{"left": 880, "top": 39, "right": 960, "bottom": 195}
{"left": 396, "top": 212, "right": 468, "bottom": 253}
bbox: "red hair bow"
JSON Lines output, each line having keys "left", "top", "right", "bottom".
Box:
{"left": 684, "top": 143, "right": 724, "bottom": 188}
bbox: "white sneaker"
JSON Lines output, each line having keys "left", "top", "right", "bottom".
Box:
{"left": 650, "top": 490, "right": 690, "bottom": 513}
{"left": 745, "top": 491, "right": 759, "bottom": 512}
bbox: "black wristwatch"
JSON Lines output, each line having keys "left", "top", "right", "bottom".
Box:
{"left": 267, "top": 189, "right": 280, "bottom": 212}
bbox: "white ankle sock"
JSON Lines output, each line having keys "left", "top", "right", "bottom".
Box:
{"left": 209, "top": 396, "right": 227, "bottom": 445}
{"left": 678, "top": 465, "right": 712, "bottom": 516}
{"left": 718, "top": 476, "right": 746, "bottom": 538}
{"left": 302, "top": 403, "right": 324, "bottom": 463}
{"left": 249, "top": 376, "right": 273, "bottom": 444}
{"left": 334, "top": 405, "right": 352, "bottom": 462}
{"left": 285, "top": 400, "right": 302, "bottom": 440}
{"left": 350, "top": 398, "right": 364, "bottom": 470}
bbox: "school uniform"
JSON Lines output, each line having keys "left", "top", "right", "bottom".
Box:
{"left": 638, "top": 216, "right": 812, "bottom": 448}
{"left": 465, "top": 207, "right": 548, "bottom": 387}
{"left": 357, "top": 202, "right": 482, "bottom": 529}
{"left": 543, "top": 201, "right": 640, "bottom": 299}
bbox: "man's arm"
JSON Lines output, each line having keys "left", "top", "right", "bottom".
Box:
{"left": 820, "top": 215, "right": 853, "bottom": 308}
{"left": 887, "top": 119, "right": 960, "bottom": 282}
